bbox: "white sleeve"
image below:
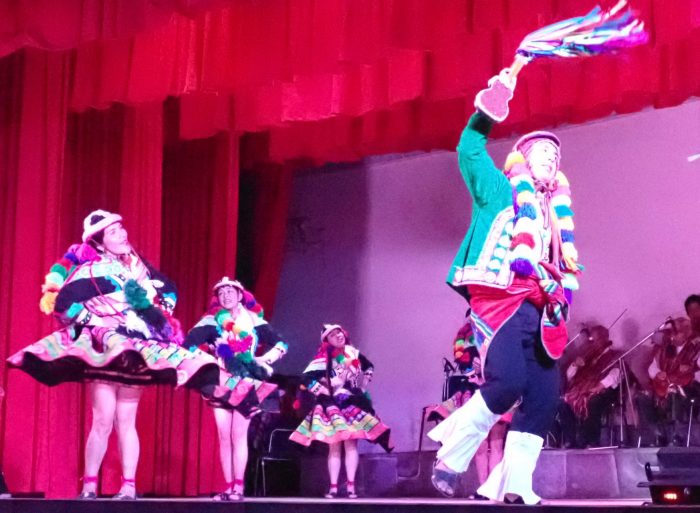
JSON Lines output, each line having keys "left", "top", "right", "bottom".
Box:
{"left": 600, "top": 367, "right": 620, "bottom": 389}
{"left": 648, "top": 356, "right": 660, "bottom": 379}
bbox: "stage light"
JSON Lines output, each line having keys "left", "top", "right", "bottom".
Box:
{"left": 641, "top": 450, "right": 700, "bottom": 505}
{"left": 662, "top": 491, "right": 678, "bottom": 502}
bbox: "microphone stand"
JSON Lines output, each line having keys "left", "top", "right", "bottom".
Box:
{"left": 600, "top": 318, "right": 669, "bottom": 447}
{"left": 565, "top": 307, "right": 628, "bottom": 349}
{"left": 617, "top": 357, "right": 636, "bottom": 447}
{"left": 602, "top": 318, "right": 669, "bottom": 375}
{"left": 442, "top": 359, "right": 454, "bottom": 402}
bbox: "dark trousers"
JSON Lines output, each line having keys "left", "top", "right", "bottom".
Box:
{"left": 581, "top": 388, "right": 617, "bottom": 445}
{"left": 636, "top": 385, "right": 700, "bottom": 446}
{"left": 558, "top": 389, "right": 617, "bottom": 447}
{"left": 481, "top": 301, "right": 560, "bottom": 438}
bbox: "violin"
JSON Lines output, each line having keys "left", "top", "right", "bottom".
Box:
{"left": 564, "top": 326, "right": 618, "bottom": 417}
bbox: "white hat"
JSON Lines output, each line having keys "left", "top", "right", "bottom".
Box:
{"left": 82, "top": 210, "right": 123, "bottom": 242}
{"left": 321, "top": 323, "right": 344, "bottom": 341}
{"left": 213, "top": 276, "right": 244, "bottom": 293}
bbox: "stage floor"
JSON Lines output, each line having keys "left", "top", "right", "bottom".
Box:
{"left": 0, "top": 497, "right": 694, "bottom": 513}
{"left": 290, "top": 447, "right": 661, "bottom": 499}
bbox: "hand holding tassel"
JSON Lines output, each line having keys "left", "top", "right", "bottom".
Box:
{"left": 474, "top": 64, "right": 521, "bottom": 123}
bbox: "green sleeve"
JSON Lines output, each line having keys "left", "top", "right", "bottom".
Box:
{"left": 456, "top": 111, "right": 509, "bottom": 207}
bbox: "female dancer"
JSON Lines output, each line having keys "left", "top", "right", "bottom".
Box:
{"left": 290, "top": 324, "right": 392, "bottom": 499}
{"left": 8, "top": 210, "right": 225, "bottom": 499}
{"left": 185, "top": 277, "right": 287, "bottom": 501}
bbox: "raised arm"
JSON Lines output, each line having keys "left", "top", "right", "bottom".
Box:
{"left": 457, "top": 69, "right": 518, "bottom": 207}
{"left": 457, "top": 112, "right": 504, "bottom": 207}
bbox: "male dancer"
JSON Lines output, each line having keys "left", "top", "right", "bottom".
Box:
{"left": 429, "top": 69, "right": 581, "bottom": 504}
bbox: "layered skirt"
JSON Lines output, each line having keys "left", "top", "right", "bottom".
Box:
{"left": 6, "top": 325, "right": 250, "bottom": 409}
{"left": 211, "top": 356, "right": 277, "bottom": 418}
{"left": 290, "top": 390, "right": 392, "bottom": 452}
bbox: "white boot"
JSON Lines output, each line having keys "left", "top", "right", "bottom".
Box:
{"left": 427, "top": 390, "right": 501, "bottom": 472}
{"left": 477, "top": 430, "right": 543, "bottom": 505}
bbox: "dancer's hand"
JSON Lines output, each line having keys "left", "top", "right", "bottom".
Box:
{"left": 563, "top": 255, "right": 580, "bottom": 273}
{"left": 488, "top": 67, "right": 517, "bottom": 90}
{"left": 254, "top": 357, "right": 274, "bottom": 377}
{"left": 475, "top": 68, "right": 517, "bottom": 123}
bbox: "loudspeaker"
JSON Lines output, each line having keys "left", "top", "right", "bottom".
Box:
{"left": 657, "top": 447, "right": 700, "bottom": 469}
{"left": 641, "top": 448, "right": 700, "bottom": 505}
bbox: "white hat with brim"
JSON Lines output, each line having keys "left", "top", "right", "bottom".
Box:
{"left": 321, "top": 324, "right": 344, "bottom": 341}
{"left": 213, "top": 276, "right": 244, "bottom": 293}
{"left": 82, "top": 210, "right": 123, "bottom": 243}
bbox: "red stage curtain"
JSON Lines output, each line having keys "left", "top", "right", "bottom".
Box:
{"left": 0, "top": 0, "right": 226, "bottom": 58}
{"left": 236, "top": 163, "right": 295, "bottom": 317}
{"left": 3, "top": 1, "right": 700, "bottom": 168}
{"left": 0, "top": 49, "right": 79, "bottom": 498}
{"left": 0, "top": 55, "right": 249, "bottom": 496}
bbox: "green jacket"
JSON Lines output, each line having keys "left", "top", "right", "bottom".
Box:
{"left": 447, "top": 112, "right": 516, "bottom": 298}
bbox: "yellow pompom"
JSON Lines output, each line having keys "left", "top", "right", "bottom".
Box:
{"left": 454, "top": 351, "right": 464, "bottom": 359}
{"left": 39, "top": 291, "right": 58, "bottom": 315}
{"left": 555, "top": 170, "right": 569, "bottom": 187}
{"left": 504, "top": 151, "right": 526, "bottom": 172}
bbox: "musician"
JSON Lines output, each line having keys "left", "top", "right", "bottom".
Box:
{"left": 642, "top": 301, "right": 700, "bottom": 445}
{"left": 649, "top": 318, "right": 700, "bottom": 399}
{"left": 558, "top": 326, "right": 620, "bottom": 448}
{"left": 686, "top": 294, "right": 700, "bottom": 337}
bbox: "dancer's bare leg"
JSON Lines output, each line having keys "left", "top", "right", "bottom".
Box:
{"left": 81, "top": 382, "right": 117, "bottom": 495}
{"left": 114, "top": 385, "right": 143, "bottom": 498}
